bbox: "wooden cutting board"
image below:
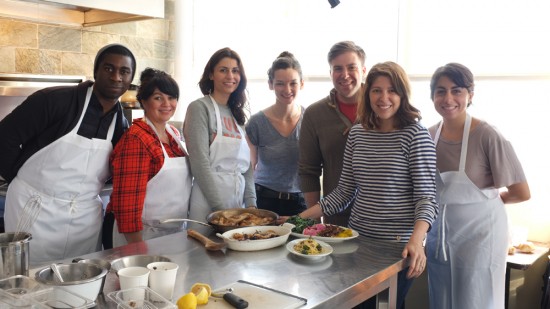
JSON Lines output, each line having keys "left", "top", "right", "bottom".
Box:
{"left": 204, "top": 280, "right": 307, "bottom": 309}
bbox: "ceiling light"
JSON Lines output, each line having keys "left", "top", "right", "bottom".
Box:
{"left": 328, "top": 0, "right": 340, "bottom": 8}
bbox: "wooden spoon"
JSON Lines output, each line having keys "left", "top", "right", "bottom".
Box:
{"left": 187, "top": 229, "right": 226, "bottom": 251}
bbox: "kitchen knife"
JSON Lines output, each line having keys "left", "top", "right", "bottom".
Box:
{"left": 223, "top": 292, "right": 249, "bottom": 309}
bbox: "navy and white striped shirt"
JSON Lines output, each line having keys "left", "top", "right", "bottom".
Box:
{"left": 320, "top": 122, "right": 438, "bottom": 243}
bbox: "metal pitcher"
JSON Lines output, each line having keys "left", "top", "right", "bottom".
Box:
{"left": 0, "top": 232, "right": 32, "bottom": 279}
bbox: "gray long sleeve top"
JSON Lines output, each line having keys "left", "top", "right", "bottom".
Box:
{"left": 183, "top": 96, "right": 256, "bottom": 210}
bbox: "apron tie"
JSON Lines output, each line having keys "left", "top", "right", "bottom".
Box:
{"left": 28, "top": 195, "right": 42, "bottom": 208}
{"left": 234, "top": 170, "right": 240, "bottom": 201}
{"left": 436, "top": 203, "right": 448, "bottom": 261}
{"left": 69, "top": 199, "right": 78, "bottom": 214}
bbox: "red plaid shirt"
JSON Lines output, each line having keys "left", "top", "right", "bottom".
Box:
{"left": 106, "top": 118, "right": 186, "bottom": 233}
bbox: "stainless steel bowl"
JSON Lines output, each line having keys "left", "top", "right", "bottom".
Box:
{"left": 72, "top": 258, "right": 111, "bottom": 293}
{"left": 206, "top": 208, "right": 279, "bottom": 232}
{"left": 35, "top": 263, "right": 107, "bottom": 302}
{"left": 110, "top": 255, "right": 171, "bottom": 273}
{"left": 72, "top": 258, "right": 111, "bottom": 271}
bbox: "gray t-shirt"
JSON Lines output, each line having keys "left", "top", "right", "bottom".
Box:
{"left": 429, "top": 119, "right": 526, "bottom": 189}
{"left": 245, "top": 108, "right": 304, "bottom": 193}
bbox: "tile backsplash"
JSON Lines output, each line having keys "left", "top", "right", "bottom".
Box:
{"left": 0, "top": 0, "right": 175, "bottom": 84}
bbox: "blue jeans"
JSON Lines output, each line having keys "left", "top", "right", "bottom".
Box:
{"left": 353, "top": 267, "right": 414, "bottom": 309}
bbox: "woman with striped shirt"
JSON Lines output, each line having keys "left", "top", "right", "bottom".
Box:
{"left": 295, "top": 61, "right": 438, "bottom": 309}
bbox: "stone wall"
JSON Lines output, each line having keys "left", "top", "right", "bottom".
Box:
{"left": 0, "top": 0, "right": 175, "bottom": 84}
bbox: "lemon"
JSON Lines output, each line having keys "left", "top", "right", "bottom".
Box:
{"left": 177, "top": 292, "right": 197, "bottom": 309}
{"left": 194, "top": 287, "right": 209, "bottom": 305}
{"left": 337, "top": 228, "right": 353, "bottom": 237}
{"left": 190, "top": 283, "right": 212, "bottom": 297}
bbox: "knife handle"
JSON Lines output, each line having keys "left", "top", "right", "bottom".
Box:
{"left": 223, "top": 293, "right": 249, "bottom": 309}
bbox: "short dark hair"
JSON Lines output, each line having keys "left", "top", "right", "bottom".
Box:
{"left": 93, "top": 44, "right": 137, "bottom": 80}
{"left": 198, "top": 47, "right": 248, "bottom": 125}
{"left": 430, "top": 63, "right": 475, "bottom": 101}
{"left": 137, "top": 68, "right": 179, "bottom": 103}
{"left": 267, "top": 51, "right": 303, "bottom": 84}
{"left": 327, "top": 41, "right": 366, "bottom": 66}
{"left": 358, "top": 61, "right": 421, "bottom": 130}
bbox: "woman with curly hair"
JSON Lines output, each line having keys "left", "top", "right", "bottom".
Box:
{"left": 105, "top": 68, "right": 191, "bottom": 248}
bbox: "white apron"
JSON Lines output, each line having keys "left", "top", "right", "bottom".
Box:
{"left": 426, "top": 114, "right": 508, "bottom": 309}
{"left": 112, "top": 119, "right": 192, "bottom": 247}
{"left": 188, "top": 97, "right": 250, "bottom": 234}
{"left": 5, "top": 87, "right": 114, "bottom": 264}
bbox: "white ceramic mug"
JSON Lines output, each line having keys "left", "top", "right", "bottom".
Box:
{"left": 146, "top": 262, "right": 179, "bottom": 300}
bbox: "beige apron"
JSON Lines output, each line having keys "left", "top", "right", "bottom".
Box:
{"left": 426, "top": 114, "right": 508, "bottom": 309}
{"left": 188, "top": 96, "right": 250, "bottom": 234}
{"left": 5, "top": 87, "right": 114, "bottom": 264}
{"left": 112, "top": 118, "right": 192, "bottom": 247}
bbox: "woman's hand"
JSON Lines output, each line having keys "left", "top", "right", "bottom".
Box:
{"left": 402, "top": 240, "right": 426, "bottom": 279}
{"left": 276, "top": 216, "right": 290, "bottom": 225}
{"left": 402, "top": 220, "right": 429, "bottom": 278}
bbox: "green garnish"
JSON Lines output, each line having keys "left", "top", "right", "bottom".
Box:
{"left": 286, "top": 216, "right": 315, "bottom": 234}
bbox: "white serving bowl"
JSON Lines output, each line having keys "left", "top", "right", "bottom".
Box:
{"left": 218, "top": 224, "right": 292, "bottom": 251}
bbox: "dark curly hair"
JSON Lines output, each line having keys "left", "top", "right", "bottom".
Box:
{"left": 136, "top": 68, "right": 179, "bottom": 103}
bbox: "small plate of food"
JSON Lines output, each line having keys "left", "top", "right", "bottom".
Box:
{"left": 286, "top": 238, "right": 333, "bottom": 259}
{"left": 285, "top": 216, "right": 359, "bottom": 243}
{"left": 287, "top": 221, "right": 359, "bottom": 243}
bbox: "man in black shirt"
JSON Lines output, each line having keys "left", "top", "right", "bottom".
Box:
{"left": 0, "top": 44, "right": 135, "bottom": 263}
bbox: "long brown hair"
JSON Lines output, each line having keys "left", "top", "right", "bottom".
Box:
{"left": 198, "top": 47, "right": 249, "bottom": 125}
{"left": 358, "top": 61, "right": 421, "bottom": 130}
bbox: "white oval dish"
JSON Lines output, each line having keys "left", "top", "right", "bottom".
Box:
{"left": 286, "top": 239, "right": 333, "bottom": 259}
{"left": 290, "top": 226, "right": 360, "bottom": 243}
{"left": 219, "top": 224, "right": 292, "bottom": 251}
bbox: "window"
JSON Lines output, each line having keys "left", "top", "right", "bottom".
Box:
{"left": 176, "top": 0, "right": 548, "bottom": 239}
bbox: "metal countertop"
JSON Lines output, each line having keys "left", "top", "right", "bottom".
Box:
{"left": 31, "top": 231, "right": 408, "bottom": 308}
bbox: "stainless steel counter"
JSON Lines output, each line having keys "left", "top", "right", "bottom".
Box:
{"left": 31, "top": 231, "right": 408, "bottom": 308}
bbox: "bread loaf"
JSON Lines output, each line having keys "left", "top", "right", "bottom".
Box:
{"left": 515, "top": 241, "right": 536, "bottom": 253}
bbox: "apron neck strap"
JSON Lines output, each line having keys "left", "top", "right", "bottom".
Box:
{"left": 209, "top": 95, "right": 223, "bottom": 137}
{"left": 434, "top": 113, "right": 471, "bottom": 172}
{"left": 74, "top": 87, "right": 94, "bottom": 129}
{"left": 144, "top": 116, "right": 187, "bottom": 156}
{"left": 458, "top": 114, "right": 471, "bottom": 171}
{"left": 144, "top": 116, "right": 169, "bottom": 157}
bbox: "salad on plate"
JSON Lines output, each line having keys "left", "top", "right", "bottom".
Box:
{"left": 285, "top": 216, "right": 359, "bottom": 243}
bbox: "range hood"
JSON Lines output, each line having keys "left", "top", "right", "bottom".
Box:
{"left": 0, "top": 0, "right": 164, "bottom": 27}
